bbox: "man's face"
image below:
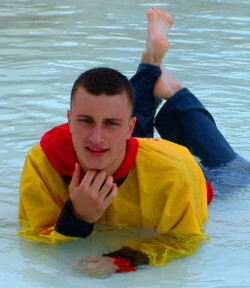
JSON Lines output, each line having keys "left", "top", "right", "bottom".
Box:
{"left": 68, "top": 87, "right": 136, "bottom": 175}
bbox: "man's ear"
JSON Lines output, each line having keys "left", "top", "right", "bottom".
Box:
{"left": 127, "top": 116, "right": 137, "bottom": 139}
{"left": 67, "top": 110, "right": 72, "bottom": 133}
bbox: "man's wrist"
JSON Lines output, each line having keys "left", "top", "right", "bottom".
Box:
{"left": 55, "top": 199, "right": 94, "bottom": 238}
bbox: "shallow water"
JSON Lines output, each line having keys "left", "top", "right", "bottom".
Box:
{"left": 0, "top": 0, "right": 250, "bottom": 287}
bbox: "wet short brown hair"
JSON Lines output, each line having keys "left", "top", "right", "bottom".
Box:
{"left": 70, "top": 67, "right": 135, "bottom": 114}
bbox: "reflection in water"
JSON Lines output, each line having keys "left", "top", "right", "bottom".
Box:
{"left": 0, "top": 0, "right": 249, "bottom": 287}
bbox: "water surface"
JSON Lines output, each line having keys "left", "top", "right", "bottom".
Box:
{"left": 0, "top": 0, "right": 249, "bottom": 287}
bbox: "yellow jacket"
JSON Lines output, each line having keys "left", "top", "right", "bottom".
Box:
{"left": 19, "top": 126, "right": 208, "bottom": 266}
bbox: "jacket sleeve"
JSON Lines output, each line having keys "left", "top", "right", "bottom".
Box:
{"left": 116, "top": 232, "right": 207, "bottom": 266}
{"left": 18, "top": 144, "right": 79, "bottom": 243}
{"left": 105, "top": 153, "right": 209, "bottom": 266}
{"left": 105, "top": 232, "right": 207, "bottom": 266}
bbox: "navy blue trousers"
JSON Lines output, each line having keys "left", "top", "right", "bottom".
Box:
{"left": 130, "top": 64, "right": 236, "bottom": 169}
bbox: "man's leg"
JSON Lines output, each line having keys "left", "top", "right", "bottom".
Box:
{"left": 131, "top": 64, "right": 161, "bottom": 138}
{"left": 153, "top": 66, "right": 236, "bottom": 168}
{"left": 130, "top": 7, "right": 173, "bottom": 138}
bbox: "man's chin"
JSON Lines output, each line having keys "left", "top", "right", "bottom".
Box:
{"left": 84, "top": 163, "right": 109, "bottom": 172}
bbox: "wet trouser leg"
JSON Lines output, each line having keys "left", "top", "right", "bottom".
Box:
{"left": 154, "top": 88, "right": 236, "bottom": 168}
{"left": 130, "top": 63, "right": 236, "bottom": 169}
{"left": 130, "top": 63, "right": 162, "bottom": 138}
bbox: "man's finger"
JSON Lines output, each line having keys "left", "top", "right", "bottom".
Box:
{"left": 79, "top": 169, "right": 99, "bottom": 190}
{"left": 90, "top": 170, "right": 108, "bottom": 192}
{"left": 103, "top": 183, "right": 118, "bottom": 205}
{"left": 98, "top": 174, "right": 114, "bottom": 200}
{"left": 77, "top": 256, "right": 103, "bottom": 263}
{"left": 69, "top": 163, "right": 82, "bottom": 190}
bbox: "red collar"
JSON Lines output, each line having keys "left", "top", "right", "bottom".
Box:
{"left": 40, "top": 123, "right": 138, "bottom": 181}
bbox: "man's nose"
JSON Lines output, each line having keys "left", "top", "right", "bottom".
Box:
{"left": 89, "top": 125, "right": 105, "bottom": 143}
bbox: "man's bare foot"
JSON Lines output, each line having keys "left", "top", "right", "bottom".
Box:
{"left": 141, "top": 7, "right": 174, "bottom": 66}
{"left": 153, "top": 65, "right": 184, "bottom": 99}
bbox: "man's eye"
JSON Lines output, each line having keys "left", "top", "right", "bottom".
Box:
{"left": 106, "top": 121, "right": 119, "bottom": 126}
{"left": 79, "top": 118, "right": 92, "bottom": 123}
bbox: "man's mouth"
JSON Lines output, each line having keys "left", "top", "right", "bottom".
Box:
{"left": 86, "top": 147, "right": 109, "bottom": 156}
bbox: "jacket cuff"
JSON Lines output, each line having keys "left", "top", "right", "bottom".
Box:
{"left": 103, "top": 246, "right": 149, "bottom": 266}
{"left": 55, "top": 199, "right": 94, "bottom": 238}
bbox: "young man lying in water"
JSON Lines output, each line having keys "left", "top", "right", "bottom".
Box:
{"left": 19, "top": 7, "right": 249, "bottom": 279}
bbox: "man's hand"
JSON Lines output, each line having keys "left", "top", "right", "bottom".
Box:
{"left": 74, "top": 256, "right": 118, "bottom": 279}
{"left": 69, "top": 163, "right": 118, "bottom": 223}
